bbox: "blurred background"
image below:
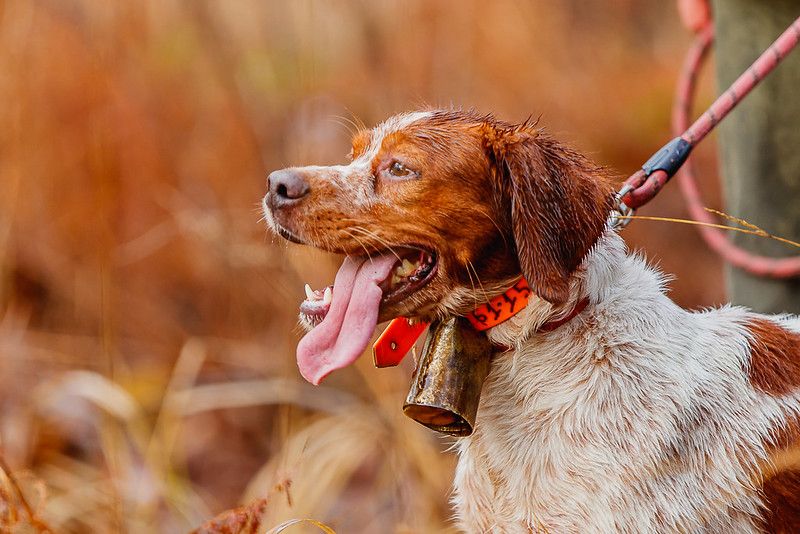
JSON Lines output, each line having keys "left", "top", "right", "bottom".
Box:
{"left": 0, "top": 1, "right": 725, "bottom": 532}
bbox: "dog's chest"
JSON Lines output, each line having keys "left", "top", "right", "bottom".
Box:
{"left": 452, "top": 309, "right": 785, "bottom": 533}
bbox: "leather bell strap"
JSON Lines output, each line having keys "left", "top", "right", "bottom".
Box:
{"left": 375, "top": 277, "right": 533, "bottom": 367}
{"left": 373, "top": 317, "right": 428, "bottom": 367}
{"left": 373, "top": 278, "right": 591, "bottom": 367}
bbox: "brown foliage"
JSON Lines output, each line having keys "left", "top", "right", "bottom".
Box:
{"left": 190, "top": 498, "right": 267, "bottom": 534}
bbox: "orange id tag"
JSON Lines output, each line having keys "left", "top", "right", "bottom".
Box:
{"left": 372, "top": 317, "right": 429, "bottom": 368}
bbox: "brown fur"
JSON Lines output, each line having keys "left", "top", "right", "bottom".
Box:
{"left": 483, "top": 122, "right": 615, "bottom": 303}
{"left": 747, "top": 319, "right": 800, "bottom": 532}
{"left": 747, "top": 318, "right": 800, "bottom": 396}
{"left": 761, "top": 470, "right": 800, "bottom": 534}
{"left": 759, "top": 423, "right": 800, "bottom": 533}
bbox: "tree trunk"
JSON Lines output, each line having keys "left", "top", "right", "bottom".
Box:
{"left": 712, "top": 0, "right": 800, "bottom": 314}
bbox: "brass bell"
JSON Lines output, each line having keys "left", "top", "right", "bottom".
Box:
{"left": 403, "top": 316, "right": 493, "bottom": 436}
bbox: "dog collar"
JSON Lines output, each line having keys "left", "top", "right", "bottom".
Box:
{"left": 372, "top": 278, "right": 589, "bottom": 367}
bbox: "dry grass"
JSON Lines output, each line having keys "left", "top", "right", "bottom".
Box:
{"left": 621, "top": 210, "right": 800, "bottom": 251}
{"left": 0, "top": 1, "right": 724, "bottom": 532}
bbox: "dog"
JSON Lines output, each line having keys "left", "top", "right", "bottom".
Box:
{"left": 263, "top": 109, "right": 800, "bottom": 533}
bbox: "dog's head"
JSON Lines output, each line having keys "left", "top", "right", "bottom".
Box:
{"left": 263, "top": 110, "right": 614, "bottom": 383}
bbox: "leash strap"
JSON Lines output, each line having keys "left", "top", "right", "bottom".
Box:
{"left": 611, "top": 16, "right": 800, "bottom": 279}
{"left": 613, "top": 16, "right": 800, "bottom": 215}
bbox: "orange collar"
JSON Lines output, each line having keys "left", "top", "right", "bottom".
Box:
{"left": 372, "top": 278, "right": 589, "bottom": 368}
{"left": 465, "top": 278, "right": 533, "bottom": 330}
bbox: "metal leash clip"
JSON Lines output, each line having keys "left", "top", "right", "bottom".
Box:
{"left": 608, "top": 182, "right": 635, "bottom": 230}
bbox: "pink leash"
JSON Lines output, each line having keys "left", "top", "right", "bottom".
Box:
{"left": 614, "top": 15, "right": 800, "bottom": 278}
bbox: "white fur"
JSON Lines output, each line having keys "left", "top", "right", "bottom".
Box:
{"left": 358, "top": 110, "right": 433, "bottom": 164}
{"left": 453, "top": 231, "right": 800, "bottom": 533}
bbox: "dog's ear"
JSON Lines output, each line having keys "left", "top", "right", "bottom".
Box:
{"left": 483, "top": 121, "right": 614, "bottom": 305}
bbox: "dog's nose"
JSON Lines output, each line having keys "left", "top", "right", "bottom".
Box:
{"left": 268, "top": 169, "right": 310, "bottom": 207}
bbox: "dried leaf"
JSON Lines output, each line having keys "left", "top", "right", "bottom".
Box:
{"left": 190, "top": 498, "right": 268, "bottom": 534}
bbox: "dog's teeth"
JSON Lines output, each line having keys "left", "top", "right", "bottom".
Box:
{"left": 305, "top": 284, "right": 314, "bottom": 300}
{"left": 323, "top": 287, "right": 332, "bottom": 305}
{"left": 407, "top": 317, "right": 417, "bottom": 326}
{"left": 396, "top": 259, "right": 417, "bottom": 277}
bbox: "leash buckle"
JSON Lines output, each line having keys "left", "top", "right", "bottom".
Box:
{"left": 609, "top": 183, "right": 635, "bottom": 229}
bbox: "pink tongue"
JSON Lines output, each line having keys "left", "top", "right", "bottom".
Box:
{"left": 297, "top": 254, "right": 398, "bottom": 385}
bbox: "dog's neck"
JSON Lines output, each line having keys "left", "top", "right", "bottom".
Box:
{"left": 485, "top": 229, "right": 627, "bottom": 349}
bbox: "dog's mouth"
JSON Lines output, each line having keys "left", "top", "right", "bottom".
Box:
{"left": 276, "top": 225, "right": 305, "bottom": 245}
{"left": 300, "top": 248, "right": 437, "bottom": 326}
{"left": 296, "top": 247, "right": 438, "bottom": 385}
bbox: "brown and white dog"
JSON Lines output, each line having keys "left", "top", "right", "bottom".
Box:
{"left": 262, "top": 109, "right": 800, "bottom": 533}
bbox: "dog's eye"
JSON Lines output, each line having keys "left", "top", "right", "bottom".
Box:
{"left": 388, "top": 161, "right": 413, "bottom": 178}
